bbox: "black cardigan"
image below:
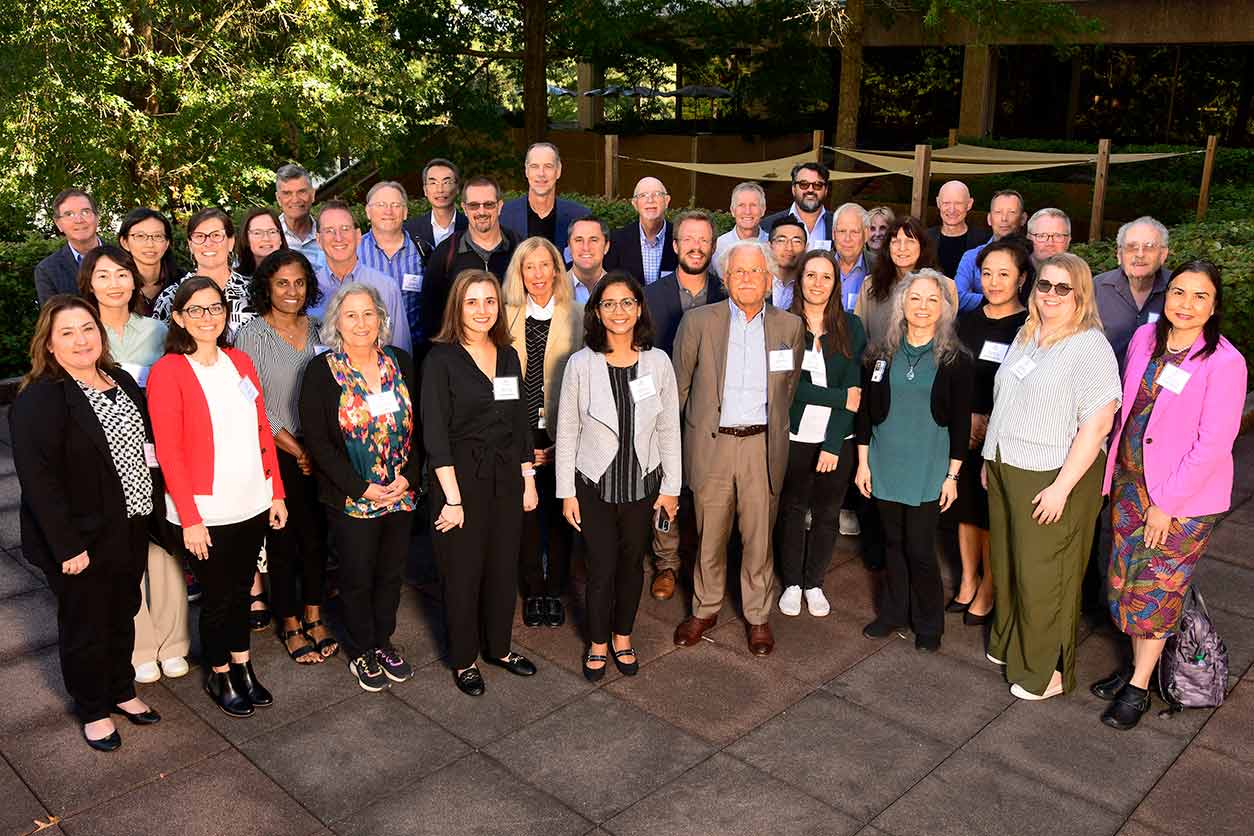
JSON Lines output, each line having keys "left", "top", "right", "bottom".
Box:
{"left": 298, "top": 347, "right": 423, "bottom": 511}
{"left": 855, "top": 348, "right": 974, "bottom": 461}
{"left": 9, "top": 367, "right": 165, "bottom": 574}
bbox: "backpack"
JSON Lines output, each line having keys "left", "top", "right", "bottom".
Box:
{"left": 1157, "top": 586, "right": 1228, "bottom": 716}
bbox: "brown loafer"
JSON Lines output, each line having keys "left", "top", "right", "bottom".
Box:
{"left": 651, "top": 569, "right": 677, "bottom": 601}
{"left": 673, "top": 615, "right": 717, "bottom": 647}
{"left": 747, "top": 623, "right": 775, "bottom": 656}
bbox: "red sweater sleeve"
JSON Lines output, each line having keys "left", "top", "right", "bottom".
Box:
{"left": 147, "top": 355, "right": 203, "bottom": 527}
{"left": 227, "top": 350, "right": 286, "bottom": 502}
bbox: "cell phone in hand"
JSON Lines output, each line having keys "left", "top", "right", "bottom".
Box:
{"left": 655, "top": 507, "right": 671, "bottom": 532}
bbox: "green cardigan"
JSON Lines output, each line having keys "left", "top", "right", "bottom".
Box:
{"left": 787, "top": 314, "right": 867, "bottom": 454}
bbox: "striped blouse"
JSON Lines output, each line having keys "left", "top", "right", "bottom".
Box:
{"left": 233, "top": 316, "right": 323, "bottom": 437}
{"left": 982, "top": 327, "right": 1121, "bottom": 472}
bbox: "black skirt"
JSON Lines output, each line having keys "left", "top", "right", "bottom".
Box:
{"left": 952, "top": 447, "right": 990, "bottom": 529}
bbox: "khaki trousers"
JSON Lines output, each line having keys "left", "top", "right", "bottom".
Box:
{"left": 691, "top": 433, "right": 777, "bottom": 625}
{"left": 131, "top": 542, "right": 191, "bottom": 666}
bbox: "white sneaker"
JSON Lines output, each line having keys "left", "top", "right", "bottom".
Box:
{"left": 1010, "top": 678, "right": 1064, "bottom": 701}
{"left": 134, "top": 661, "right": 161, "bottom": 684}
{"left": 985, "top": 652, "right": 1005, "bottom": 665}
{"left": 803, "top": 587, "right": 831, "bottom": 617}
{"left": 838, "top": 510, "right": 861, "bottom": 536}
{"left": 159, "top": 657, "right": 190, "bottom": 678}
{"left": 779, "top": 585, "right": 803, "bottom": 616}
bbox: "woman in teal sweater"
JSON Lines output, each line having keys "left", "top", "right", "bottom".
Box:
{"left": 777, "top": 250, "right": 866, "bottom": 617}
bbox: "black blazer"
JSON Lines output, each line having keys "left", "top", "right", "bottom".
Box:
{"left": 34, "top": 244, "right": 82, "bottom": 305}
{"left": 403, "top": 211, "right": 468, "bottom": 260}
{"left": 643, "top": 271, "right": 727, "bottom": 356}
{"left": 604, "top": 221, "right": 678, "bottom": 284}
{"left": 10, "top": 368, "right": 164, "bottom": 574}
{"left": 298, "top": 347, "right": 423, "bottom": 511}
{"left": 855, "top": 349, "right": 974, "bottom": 461}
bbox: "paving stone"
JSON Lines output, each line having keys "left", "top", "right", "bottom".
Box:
{"left": 1208, "top": 605, "right": 1254, "bottom": 681}
{"left": 872, "top": 749, "right": 1124, "bottom": 836}
{"left": 1190, "top": 553, "right": 1254, "bottom": 619}
{"left": 824, "top": 640, "right": 1014, "bottom": 746}
{"left": 605, "top": 638, "right": 812, "bottom": 746}
{"left": 1128, "top": 745, "right": 1254, "bottom": 836}
{"left": 0, "top": 754, "right": 53, "bottom": 836}
{"left": 334, "top": 752, "right": 590, "bottom": 836}
{"left": 57, "top": 749, "right": 323, "bottom": 836}
{"left": 716, "top": 607, "right": 886, "bottom": 686}
{"left": 728, "top": 690, "right": 952, "bottom": 821}
{"left": 852, "top": 829, "right": 896, "bottom": 836}
{"left": 486, "top": 689, "right": 713, "bottom": 823}
{"left": 0, "top": 645, "right": 74, "bottom": 739}
{"left": 1205, "top": 518, "right": 1254, "bottom": 570}
{"left": 0, "top": 507, "right": 20, "bottom": 550}
{"left": 240, "top": 691, "right": 469, "bottom": 823}
{"left": 514, "top": 607, "right": 679, "bottom": 684}
{"left": 1191, "top": 680, "right": 1254, "bottom": 766}
{"left": 388, "top": 582, "right": 448, "bottom": 669}
{"left": 0, "top": 685, "right": 229, "bottom": 817}
{"left": 823, "top": 559, "right": 883, "bottom": 621}
{"left": 603, "top": 752, "right": 860, "bottom": 836}
{"left": 0, "top": 588, "right": 57, "bottom": 661}
{"left": 934, "top": 611, "right": 999, "bottom": 670}
{"left": 0, "top": 550, "right": 43, "bottom": 599}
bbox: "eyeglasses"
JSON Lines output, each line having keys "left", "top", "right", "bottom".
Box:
{"left": 247, "top": 227, "right": 281, "bottom": 238}
{"left": 181, "top": 303, "right": 227, "bottom": 318}
{"left": 1035, "top": 279, "right": 1073, "bottom": 297}
{"left": 189, "top": 230, "right": 227, "bottom": 245}
{"left": 1120, "top": 242, "right": 1163, "bottom": 255}
{"left": 57, "top": 208, "right": 96, "bottom": 220}
{"left": 126, "top": 232, "right": 167, "bottom": 244}
{"left": 370, "top": 201, "right": 405, "bottom": 211}
{"left": 793, "top": 180, "right": 826, "bottom": 191}
{"left": 598, "top": 298, "right": 638, "bottom": 313}
{"left": 463, "top": 201, "right": 498, "bottom": 211}
{"left": 771, "top": 235, "right": 806, "bottom": 247}
{"left": 632, "top": 191, "right": 668, "bottom": 201}
{"left": 1030, "top": 232, "right": 1070, "bottom": 244}
{"left": 727, "top": 267, "right": 769, "bottom": 280}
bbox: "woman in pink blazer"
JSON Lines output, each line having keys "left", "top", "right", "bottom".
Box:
{"left": 1093, "top": 260, "right": 1247, "bottom": 730}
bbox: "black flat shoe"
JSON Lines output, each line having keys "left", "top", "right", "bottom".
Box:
{"left": 205, "top": 670, "right": 253, "bottom": 718}
{"left": 1102, "top": 683, "right": 1150, "bottom": 730}
{"left": 612, "top": 647, "right": 639, "bottom": 676}
{"left": 112, "top": 704, "right": 161, "bottom": 725}
{"left": 861, "top": 620, "right": 901, "bottom": 640}
{"left": 915, "top": 634, "right": 941, "bottom": 653}
{"left": 963, "top": 608, "right": 992, "bottom": 626}
{"left": 523, "top": 596, "right": 544, "bottom": 627}
{"left": 455, "top": 666, "right": 485, "bottom": 696}
{"left": 545, "top": 596, "right": 565, "bottom": 628}
{"left": 485, "top": 651, "right": 537, "bottom": 677}
{"left": 583, "top": 651, "right": 607, "bottom": 682}
{"left": 229, "top": 661, "right": 273, "bottom": 708}
{"left": 1091, "top": 667, "right": 1131, "bottom": 701}
{"left": 945, "top": 595, "right": 973, "bottom": 614}
{"left": 83, "top": 726, "right": 122, "bottom": 752}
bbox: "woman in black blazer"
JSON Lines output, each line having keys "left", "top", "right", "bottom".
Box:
{"left": 855, "top": 270, "right": 973, "bottom": 652}
{"left": 10, "top": 295, "right": 164, "bottom": 751}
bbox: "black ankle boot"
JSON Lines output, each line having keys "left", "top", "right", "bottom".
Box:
{"left": 1101, "top": 684, "right": 1150, "bottom": 731}
{"left": 228, "top": 661, "right": 273, "bottom": 708}
{"left": 205, "top": 670, "right": 254, "bottom": 718}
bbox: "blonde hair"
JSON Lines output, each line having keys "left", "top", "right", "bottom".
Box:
{"left": 1018, "top": 253, "right": 1103, "bottom": 348}
{"left": 502, "top": 236, "right": 572, "bottom": 308}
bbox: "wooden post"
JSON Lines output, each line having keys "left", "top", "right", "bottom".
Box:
{"left": 947, "top": 128, "right": 959, "bottom": 147}
{"left": 910, "top": 144, "right": 932, "bottom": 222}
{"left": 603, "top": 134, "right": 619, "bottom": 199}
{"left": 689, "top": 135, "right": 699, "bottom": 207}
{"left": 1196, "top": 134, "right": 1219, "bottom": 221}
{"left": 1088, "top": 138, "right": 1111, "bottom": 243}
{"left": 813, "top": 129, "right": 824, "bottom": 162}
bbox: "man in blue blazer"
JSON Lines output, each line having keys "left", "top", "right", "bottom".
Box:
{"left": 761, "top": 161, "right": 834, "bottom": 246}
{"left": 35, "top": 188, "right": 104, "bottom": 304}
{"left": 499, "top": 142, "right": 588, "bottom": 249}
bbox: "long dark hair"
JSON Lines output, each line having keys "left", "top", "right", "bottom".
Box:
{"left": 77, "top": 244, "right": 144, "bottom": 315}
{"left": 118, "top": 207, "right": 181, "bottom": 289}
{"left": 235, "top": 207, "right": 289, "bottom": 275}
{"left": 249, "top": 250, "right": 320, "bottom": 316}
{"left": 1154, "top": 260, "right": 1223, "bottom": 361}
{"left": 788, "top": 250, "right": 852, "bottom": 357}
{"left": 21, "top": 295, "right": 116, "bottom": 391}
{"left": 584, "top": 271, "right": 655, "bottom": 353}
{"left": 164, "top": 277, "right": 230, "bottom": 354}
{"left": 433, "top": 269, "right": 513, "bottom": 347}
{"left": 869, "top": 216, "right": 936, "bottom": 303}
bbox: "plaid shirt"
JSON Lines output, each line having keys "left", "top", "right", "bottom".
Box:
{"left": 640, "top": 222, "right": 667, "bottom": 285}
{"left": 357, "top": 230, "right": 425, "bottom": 344}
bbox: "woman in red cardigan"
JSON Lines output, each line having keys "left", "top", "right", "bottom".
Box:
{"left": 147, "top": 276, "right": 288, "bottom": 718}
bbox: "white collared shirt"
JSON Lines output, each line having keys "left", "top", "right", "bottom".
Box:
{"left": 526, "top": 294, "right": 556, "bottom": 321}
{"left": 431, "top": 211, "right": 454, "bottom": 247}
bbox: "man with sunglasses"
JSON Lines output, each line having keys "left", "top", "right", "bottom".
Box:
{"left": 762, "top": 163, "right": 834, "bottom": 245}
{"left": 36, "top": 188, "right": 104, "bottom": 303}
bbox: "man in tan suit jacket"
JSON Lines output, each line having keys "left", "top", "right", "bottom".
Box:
{"left": 671, "top": 240, "right": 804, "bottom": 655}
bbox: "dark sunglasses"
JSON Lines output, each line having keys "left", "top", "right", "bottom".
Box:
{"left": 1035, "top": 279, "right": 1073, "bottom": 297}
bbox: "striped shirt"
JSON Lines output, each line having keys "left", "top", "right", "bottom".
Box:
{"left": 357, "top": 230, "right": 424, "bottom": 344}
{"left": 982, "top": 327, "right": 1121, "bottom": 471}
{"left": 596, "top": 363, "right": 662, "bottom": 502}
{"left": 523, "top": 317, "right": 550, "bottom": 429}
{"left": 233, "top": 316, "right": 322, "bottom": 437}
{"left": 152, "top": 271, "right": 256, "bottom": 343}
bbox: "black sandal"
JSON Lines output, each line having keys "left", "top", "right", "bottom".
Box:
{"left": 612, "top": 646, "right": 639, "bottom": 677}
{"left": 302, "top": 618, "right": 340, "bottom": 658}
{"left": 282, "top": 628, "right": 321, "bottom": 664}
{"left": 583, "top": 652, "right": 608, "bottom": 682}
{"left": 248, "top": 592, "right": 271, "bottom": 631}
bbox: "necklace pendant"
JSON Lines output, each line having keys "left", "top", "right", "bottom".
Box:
{"left": 905, "top": 368, "right": 915, "bottom": 381}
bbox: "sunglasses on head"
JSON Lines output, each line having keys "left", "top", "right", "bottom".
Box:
{"left": 1035, "top": 279, "right": 1073, "bottom": 297}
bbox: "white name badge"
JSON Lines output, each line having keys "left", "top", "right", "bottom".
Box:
{"left": 628, "top": 374, "right": 657, "bottom": 403}
{"left": 802, "top": 350, "right": 825, "bottom": 374}
{"left": 1010, "top": 356, "right": 1037, "bottom": 380}
{"left": 238, "top": 376, "right": 260, "bottom": 401}
{"left": 871, "top": 359, "right": 887, "bottom": 383}
{"left": 796, "top": 404, "right": 832, "bottom": 438}
{"left": 120, "top": 362, "right": 150, "bottom": 388}
{"left": 769, "top": 349, "right": 795, "bottom": 372}
{"left": 978, "top": 341, "right": 1010, "bottom": 364}
{"left": 493, "top": 376, "right": 520, "bottom": 400}
{"left": 537, "top": 409, "right": 546, "bottom": 430}
{"left": 366, "top": 390, "right": 400, "bottom": 417}
{"left": 402, "top": 273, "right": 422, "bottom": 293}
{"left": 143, "top": 442, "right": 159, "bottom": 469}
{"left": 809, "top": 240, "right": 832, "bottom": 252}
{"left": 845, "top": 292, "right": 857, "bottom": 310}
{"left": 1147, "top": 312, "right": 1161, "bottom": 325}
{"left": 314, "top": 344, "right": 331, "bottom": 356}
{"left": 1157, "top": 364, "right": 1192, "bottom": 394}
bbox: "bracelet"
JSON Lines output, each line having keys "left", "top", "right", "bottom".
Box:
{"left": 522, "top": 468, "right": 537, "bottom": 478}
{"left": 445, "top": 501, "right": 461, "bottom": 507}
{"left": 945, "top": 473, "right": 959, "bottom": 481}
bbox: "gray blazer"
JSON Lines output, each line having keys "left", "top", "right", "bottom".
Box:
{"left": 554, "top": 347, "right": 682, "bottom": 499}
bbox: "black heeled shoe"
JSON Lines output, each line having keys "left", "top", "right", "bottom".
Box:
{"left": 963, "top": 608, "right": 992, "bottom": 626}
{"left": 1102, "top": 683, "right": 1151, "bottom": 730}
{"left": 611, "top": 647, "right": 639, "bottom": 676}
{"left": 111, "top": 703, "right": 161, "bottom": 725}
{"left": 205, "top": 670, "right": 253, "bottom": 718}
{"left": 229, "top": 661, "right": 273, "bottom": 707}
{"left": 583, "top": 651, "right": 607, "bottom": 682}
{"left": 83, "top": 725, "right": 122, "bottom": 752}
{"left": 945, "top": 595, "right": 973, "bottom": 614}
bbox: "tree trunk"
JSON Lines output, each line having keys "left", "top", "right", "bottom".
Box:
{"left": 831, "top": 0, "right": 864, "bottom": 201}
{"left": 522, "top": 0, "right": 548, "bottom": 146}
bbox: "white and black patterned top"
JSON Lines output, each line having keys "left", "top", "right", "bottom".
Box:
{"left": 523, "top": 317, "right": 551, "bottom": 430}
{"left": 76, "top": 379, "right": 154, "bottom": 518}
{"left": 151, "top": 271, "right": 257, "bottom": 343}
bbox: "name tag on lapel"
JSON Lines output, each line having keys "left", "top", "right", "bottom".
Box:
{"left": 493, "top": 376, "right": 520, "bottom": 400}
{"left": 1156, "top": 364, "right": 1191, "bottom": 394}
{"left": 628, "top": 374, "right": 657, "bottom": 403}
{"left": 238, "top": 377, "right": 260, "bottom": 401}
{"left": 768, "top": 349, "right": 794, "bottom": 373}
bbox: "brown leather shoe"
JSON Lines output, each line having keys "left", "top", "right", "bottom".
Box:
{"left": 747, "top": 623, "right": 775, "bottom": 656}
{"left": 651, "top": 569, "right": 677, "bottom": 601}
{"left": 674, "top": 615, "right": 717, "bottom": 647}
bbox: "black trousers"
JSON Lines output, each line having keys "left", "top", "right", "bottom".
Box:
{"left": 190, "top": 512, "right": 268, "bottom": 668}
{"left": 519, "top": 430, "right": 571, "bottom": 597}
{"left": 329, "top": 509, "right": 412, "bottom": 656}
{"left": 876, "top": 499, "right": 944, "bottom": 639}
{"left": 777, "top": 439, "right": 855, "bottom": 589}
{"left": 43, "top": 516, "right": 147, "bottom": 723}
{"left": 267, "top": 448, "right": 327, "bottom": 620}
{"left": 431, "top": 455, "right": 523, "bottom": 670}
{"left": 576, "top": 477, "right": 655, "bottom": 644}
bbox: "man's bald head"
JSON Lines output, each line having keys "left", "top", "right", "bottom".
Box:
{"left": 631, "top": 177, "right": 671, "bottom": 225}
{"left": 936, "top": 180, "right": 974, "bottom": 231}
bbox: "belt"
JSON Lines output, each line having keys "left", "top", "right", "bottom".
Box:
{"left": 718, "top": 425, "right": 767, "bottom": 437}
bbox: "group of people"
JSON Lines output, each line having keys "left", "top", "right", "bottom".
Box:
{"left": 15, "top": 143, "right": 1246, "bottom": 753}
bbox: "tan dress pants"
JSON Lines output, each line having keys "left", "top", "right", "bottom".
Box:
{"left": 131, "top": 542, "right": 191, "bottom": 666}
